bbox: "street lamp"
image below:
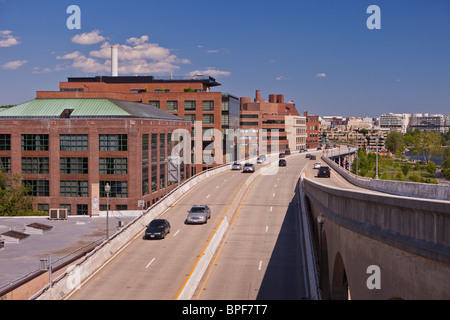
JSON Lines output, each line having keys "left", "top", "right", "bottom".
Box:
{"left": 376, "top": 136, "right": 379, "bottom": 179}
{"left": 105, "top": 183, "right": 111, "bottom": 242}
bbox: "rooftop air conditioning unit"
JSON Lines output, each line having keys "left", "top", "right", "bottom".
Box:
{"left": 49, "top": 208, "right": 68, "bottom": 220}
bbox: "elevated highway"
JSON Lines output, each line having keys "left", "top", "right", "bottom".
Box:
{"left": 31, "top": 149, "right": 449, "bottom": 300}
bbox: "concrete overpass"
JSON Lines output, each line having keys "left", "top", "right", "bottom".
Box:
{"left": 301, "top": 149, "right": 450, "bottom": 300}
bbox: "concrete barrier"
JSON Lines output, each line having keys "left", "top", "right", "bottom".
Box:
{"left": 322, "top": 155, "right": 450, "bottom": 201}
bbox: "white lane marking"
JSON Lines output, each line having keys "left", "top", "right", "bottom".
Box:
{"left": 274, "top": 184, "right": 277, "bottom": 188}
{"left": 265, "top": 226, "right": 268, "bottom": 232}
{"left": 173, "top": 229, "right": 180, "bottom": 237}
{"left": 206, "top": 194, "right": 210, "bottom": 199}
{"left": 272, "top": 193, "right": 275, "bottom": 198}
{"left": 145, "top": 258, "right": 156, "bottom": 269}
{"left": 270, "top": 206, "right": 273, "bottom": 212}
{"left": 258, "top": 260, "right": 263, "bottom": 271}
{"left": 216, "top": 185, "right": 220, "bottom": 189}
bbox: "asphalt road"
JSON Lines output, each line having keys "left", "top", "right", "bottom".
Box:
{"left": 67, "top": 150, "right": 381, "bottom": 300}
{"left": 67, "top": 167, "right": 252, "bottom": 300}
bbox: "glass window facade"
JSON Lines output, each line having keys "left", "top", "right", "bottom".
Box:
{"left": 22, "top": 134, "right": 49, "bottom": 151}
{"left": 22, "top": 157, "right": 50, "bottom": 174}
{"left": 60, "top": 157, "right": 88, "bottom": 174}
{"left": 99, "top": 134, "right": 127, "bottom": 151}
{"left": 60, "top": 180, "right": 89, "bottom": 197}
{"left": 60, "top": 135, "right": 88, "bottom": 151}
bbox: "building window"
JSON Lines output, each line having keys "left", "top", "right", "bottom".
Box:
{"left": 142, "top": 134, "right": 149, "bottom": 196}
{"left": 60, "top": 134, "right": 88, "bottom": 151}
{"left": 60, "top": 157, "right": 88, "bottom": 174}
{"left": 100, "top": 181, "right": 128, "bottom": 198}
{"left": 116, "top": 204, "right": 128, "bottom": 210}
{"left": 184, "top": 114, "right": 196, "bottom": 124}
{"left": 60, "top": 204, "right": 71, "bottom": 215}
{"left": 151, "top": 134, "right": 158, "bottom": 193}
{"left": 21, "top": 134, "right": 49, "bottom": 151}
{"left": 166, "top": 101, "right": 178, "bottom": 111}
{"left": 60, "top": 180, "right": 89, "bottom": 197}
{"left": 203, "top": 114, "right": 214, "bottom": 125}
{"left": 22, "top": 157, "right": 50, "bottom": 174}
{"left": 23, "top": 180, "right": 49, "bottom": 197}
{"left": 184, "top": 100, "right": 196, "bottom": 111}
{"left": 0, "top": 157, "right": 11, "bottom": 173}
{"left": 99, "top": 134, "right": 127, "bottom": 151}
{"left": 221, "top": 114, "right": 229, "bottom": 126}
{"left": 148, "top": 101, "right": 160, "bottom": 108}
{"left": 202, "top": 100, "right": 214, "bottom": 111}
{"left": 99, "top": 158, "right": 128, "bottom": 175}
{"left": 37, "top": 203, "right": 50, "bottom": 213}
{"left": 0, "top": 134, "right": 11, "bottom": 151}
{"left": 76, "top": 204, "right": 89, "bottom": 216}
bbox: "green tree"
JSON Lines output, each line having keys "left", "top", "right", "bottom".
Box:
{"left": 0, "top": 171, "right": 36, "bottom": 216}
{"left": 425, "top": 161, "right": 436, "bottom": 175}
{"left": 385, "top": 131, "right": 404, "bottom": 154}
{"left": 409, "top": 132, "right": 443, "bottom": 164}
{"left": 401, "top": 164, "right": 410, "bottom": 176}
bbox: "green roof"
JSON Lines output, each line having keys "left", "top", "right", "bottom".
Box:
{"left": 0, "top": 98, "right": 185, "bottom": 121}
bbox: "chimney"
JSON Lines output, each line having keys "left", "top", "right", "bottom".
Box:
{"left": 111, "top": 45, "right": 118, "bottom": 77}
{"left": 255, "top": 90, "right": 261, "bottom": 102}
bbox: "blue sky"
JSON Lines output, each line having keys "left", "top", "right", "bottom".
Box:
{"left": 1, "top": 0, "right": 449, "bottom": 117}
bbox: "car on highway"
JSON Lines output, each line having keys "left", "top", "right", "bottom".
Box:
{"left": 257, "top": 155, "right": 266, "bottom": 164}
{"left": 305, "top": 153, "right": 311, "bottom": 158}
{"left": 144, "top": 219, "right": 171, "bottom": 239}
{"left": 317, "top": 166, "right": 331, "bottom": 178}
{"left": 279, "top": 153, "right": 285, "bottom": 158}
{"left": 279, "top": 159, "right": 287, "bottom": 166}
{"left": 231, "top": 162, "right": 242, "bottom": 170}
{"left": 310, "top": 155, "right": 317, "bottom": 160}
{"left": 285, "top": 150, "right": 291, "bottom": 155}
{"left": 186, "top": 205, "right": 211, "bottom": 224}
{"left": 243, "top": 163, "right": 255, "bottom": 173}
{"left": 314, "top": 162, "right": 322, "bottom": 169}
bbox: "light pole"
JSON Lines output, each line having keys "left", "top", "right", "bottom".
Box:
{"left": 376, "top": 136, "right": 379, "bottom": 179}
{"left": 105, "top": 183, "right": 111, "bottom": 242}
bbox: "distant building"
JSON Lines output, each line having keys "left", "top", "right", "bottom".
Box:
{"left": 285, "top": 115, "right": 307, "bottom": 152}
{"left": 379, "top": 113, "right": 411, "bottom": 134}
{"left": 239, "top": 90, "right": 300, "bottom": 157}
{"left": 0, "top": 98, "right": 191, "bottom": 215}
{"left": 304, "top": 111, "right": 320, "bottom": 149}
{"left": 410, "top": 113, "right": 447, "bottom": 133}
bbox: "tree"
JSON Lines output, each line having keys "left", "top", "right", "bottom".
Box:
{"left": 425, "top": 161, "right": 436, "bottom": 175}
{"left": 409, "top": 132, "right": 442, "bottom": 164}
{"left": 0, "top": 171, "right": 36, "bottom": 216}
{"left": 385, "top": 131, "right": 404, "bottom": 154}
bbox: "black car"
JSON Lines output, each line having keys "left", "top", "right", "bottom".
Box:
{"left": 317, "top": 166, "right": 331, "bottom": 178}
{"left": 285, "top": 150, "right": 291, "bottom": 155}
{"left": 279, "top": 153, "right": 285, "bottom": 158}
{"left": 279, "top": 159, "right": 287, "bottom": 166}
{"left": 144, "top": 219, "right": 171, "bottom": 239}
{"left": 310, "top": 155, "right": 317, "bottom": 160}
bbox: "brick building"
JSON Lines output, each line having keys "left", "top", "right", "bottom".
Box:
{"left": 239, "top": 90, "right": 300, "bottom": 157}
{"left": 37, "top": 75, "right": 240, "bottom": 176}
{"left": 304, "top": 111, "right": 320, "bottom": 149}
{"left": 0, "top": 98, "right": 191, "bottom": 215}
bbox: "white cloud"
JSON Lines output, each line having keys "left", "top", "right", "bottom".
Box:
{"left": 71, "top": 30, "right": 105, "bottom": 45}
{"left": 186, "top": 68, "right": 231, "bottom": 78}
{"left": 2, "top": 60, "right": 28, "bottom": 70}
{"left": 316, "top": 73, "right": 327, "bottom": 78}
{"left": 58, "top": 35, "right": 191, "bottom": 75}
{"left": 276, "top": 76, "right": 291, "bottom": 81}
{"left": 0, "top": 30, "right": 20, "bottom": 47}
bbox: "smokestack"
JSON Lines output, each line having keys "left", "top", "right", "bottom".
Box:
{"left": 111, "top": 45, "right": 118, "bottom": 77}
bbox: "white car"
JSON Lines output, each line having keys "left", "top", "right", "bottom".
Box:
{"left": 243, "top": 163, "right": 255, "bottom": 173}
{"left": 314, "top": 162, "right": 322, "bottom": 169}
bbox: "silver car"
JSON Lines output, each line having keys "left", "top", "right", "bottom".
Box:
{"left": 186, "top": 205, "right": 211, "bottom": 224}
{"left": 243, "top": 163, "right": 255, "bottom": 173}
{"left": 231, "top": 162, "right": 242, "bottom": 170}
